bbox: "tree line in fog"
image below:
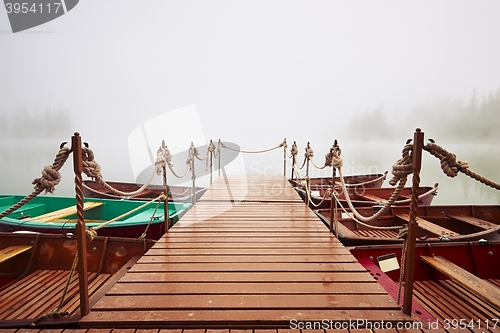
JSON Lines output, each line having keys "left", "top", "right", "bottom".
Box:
{"left": 0, "top": 108, "right": 71, "bottom": 138}
{"left": 348, "top": 87, "right": 500, "bottom": 142}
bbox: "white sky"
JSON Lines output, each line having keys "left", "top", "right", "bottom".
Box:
{"left": 1, "top": 1, "right": 500, "bottom": 187}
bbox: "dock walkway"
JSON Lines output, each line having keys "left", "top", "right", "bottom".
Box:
{"left": 79, "top": 175, "right": 411, "bottom": 329}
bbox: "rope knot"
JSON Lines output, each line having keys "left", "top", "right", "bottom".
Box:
{"left": 326, "top": 140, "right": 343, "bottom": 169}
{"left": 82, "top": 147, "right": 102, "bottom": 180}
{"left": 31, "top": 146, "right": 71, "bottom": 194}
{"left": 290, "top": 141, "right": 298, "bottom": 156}
{"left": 304, "top": 142, "right": 314, "bottom": 160}
{"left": 86, "top": 227, "right": 97, "bottom": 242}
{"left": 155, "top": 142, "right": 172, "bottom": 175}
{"left": 32, "top": 165, "right": 62, "bottom": 194}
{"left": 397, "top": 224, "right": 408, "bottom": 239}
{"left": 389, "top": 143, "right": 413, "bottom": 186}
{"left": 280, "top": 138, "right": 287, "bottom": 149}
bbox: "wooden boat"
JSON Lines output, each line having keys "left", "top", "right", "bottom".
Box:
{"left": 0, "top": 195, "right": 190, "bottom": 240}
{"left": 295, "top": 183, "right": 439, "bottom": 209}
{"left": 82, "top": 180, "right": 207, "bottom": 202}
{"left": 315, "top": 204, "right": 500, "bottom": 246}
{"left": 289, "top": 171, "right": 388, "bottom": 191}
{"left": 350, "top": 241, "right": 500, "bottom": 323}
{"left": 0, "top": 231, "right": 154, "bottom": 328}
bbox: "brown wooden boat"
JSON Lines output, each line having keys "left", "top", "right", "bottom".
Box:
{"left": 82, "top": 180, "right": 206, "bottom": 202}
{"left": 295, "top": 183, "right": 439, "bottom": 209}
{"left": 315, "top": 204, "right": 500, "bottom": 246}
{"left": 289, "top": 171, "right": 388, "bottom": 191}
{"left": 0, "top": 231, "right": 154, "bottom": 328}
{"left": 350, "top": 241, "right": 500, "bottom": 324}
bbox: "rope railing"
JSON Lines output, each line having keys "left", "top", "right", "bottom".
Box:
{"left": 220, "top": 139, "right": 287, "bottom": 154}
{"left": 423, "top": 141, "right": 500, "bottom": 190}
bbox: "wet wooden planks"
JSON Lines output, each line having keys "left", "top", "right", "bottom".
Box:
{"left": 0, "top": 269, "right": 111, "bottom": 321}
{"left": 80, "top": 175, "right": 411, "bottom": 328}
{"left": 3, "top": 323, "right": 483, "bottom": 333}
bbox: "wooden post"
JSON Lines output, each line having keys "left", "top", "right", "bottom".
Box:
{"left": 72, "top": 132, "right": 89, "bottom": 316}
{"left": 191, "top": 144, "right": 196, "bottom": 206}
{"left": 403, "top": 128, "right": 424, "bottom": 315}
{"left": 161, "top": 140, "right": 169, "bottom": 232}
{"left": 283, "top": 138, "right": 287, "bottom": 178}
{"left": 210, "top": 139, "right": 213, "bottom": 185}
{"left": 329, "top": 167, "right": 335, "bottom": 234}
{"left": 218, "top": 139, "right": 221, "bottom": 176}
{"left": 305, "top": 142, "right": 311, "bottom": 207}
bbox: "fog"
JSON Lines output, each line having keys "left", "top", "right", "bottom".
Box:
{"left": 1, "top": 1, "right": 500, "bottom": 205}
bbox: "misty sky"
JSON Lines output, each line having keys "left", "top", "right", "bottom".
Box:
{"left": 1, "top": 1, "right": 500, "bottom": 193}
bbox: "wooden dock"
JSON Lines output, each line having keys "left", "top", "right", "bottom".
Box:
{"left": 79, "top": 175, "right": 412, "bottom": 329}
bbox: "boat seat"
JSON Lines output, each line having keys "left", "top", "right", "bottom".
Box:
{"left": 357, "top": 193, "right": 387, "bottom": 203}
{"left": 395, "top": 214, "right": 460, "bottom": 237}
{"left": 24, "top": 201, "right": 103, "bottom": 222}
{"left": 0, "top": 245, "right": 33, "bottom": 264}
{"left": 447, "top": 215, "right": 497, "bottom": 230}
{"left": 421, "top": 255, "right": 500, "bottom": 310}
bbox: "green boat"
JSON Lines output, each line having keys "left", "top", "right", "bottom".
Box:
{"left": 0, "top": 195, "right": 191, "bottom": 240}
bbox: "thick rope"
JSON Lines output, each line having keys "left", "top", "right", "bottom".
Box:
{"left": 0, "top": 145, "right": 72, "bottom": 220}
{"left": 32, "top": 252, "right": 77, "bottom": 325}
{"left": 207, "top": 140, "right": 216, "bottom": 171}
{"left": 397, "top": 225, "right": 408, "bottom": 305}
{"left": 303, "top": 182, "right": 333, "bottom": 208}
{"left": 331, "top": 194, "right": 403, "bottom": 230}
{"left": 88, "top": 193, "right": 167, "bottom": 234}
{"left": 334, "top": 142, "right": 413, "bottom": 223}
{"left": 220, "top": 140, "right": 286, "bottom": 154}
{"left": 424, "top": 141, "right": 500, "bottom": 190}
{"left": 82, "top": 146, "right": 156, "bottom": 198}
{"left": 187, "top": 143, "right": 196, "bottom": 180}
{"left": 138, "top": 198, "right": 163, "bottom": 250}
{"left": 290, "top": 141, "right": 298, "bottom": 161}
{"left": 298, "top": 142, "right": 314, "bottom": 170}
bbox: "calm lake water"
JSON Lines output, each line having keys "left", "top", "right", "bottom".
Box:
{"left": 2, "top": 139, "right": 500, "bottom": 206}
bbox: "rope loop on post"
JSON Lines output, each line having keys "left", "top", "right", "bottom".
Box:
{"left": 290, "top": 141, "right": 298, "bottom": 160}
{"left": 81, "top": 146, "right": 102, "bottom": 180}
{"left": 187, "top": 142, "right": 196, "bottom": 179}
{"left": 389, "top": 142, "right": 413, "bottom": 186}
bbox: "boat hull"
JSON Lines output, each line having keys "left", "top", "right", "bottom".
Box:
{"left": 316, "top": 204, "right": 500, "bottom": 246}
{"left": 0, "top": 195, "right": 190, "bottom": 240}
{"left": 296, "top": 184, "right": 438, "bottom": 209}
{"left": 82, "top": 180, "right": 206, "bottom": 202}
{"left": 290, "top": 172, "right": 388, "bottom": 190}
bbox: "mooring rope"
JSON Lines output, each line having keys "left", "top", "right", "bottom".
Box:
{"left": 397, "top": 224, "right": 408, "bottom": 305}
{"left": 81, "top": 145, "right": 158, "bottom": 198}
{"left": 83, "top": 193, "right": 167, "bottom": 242}
{"left": 334, "top": 142, "right": 413, "bottom": 223}
{"left": 423, "top": 141, "right": 500, "bottom": 190}
{"left": 331, "top": 193, "right": 403, "bottom": 230}
{"left": 0, "top": 145, "right": 72, "bottom": 220}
